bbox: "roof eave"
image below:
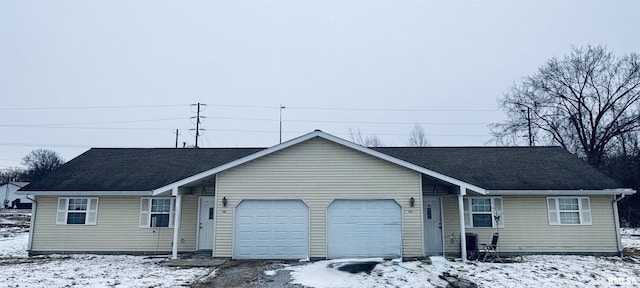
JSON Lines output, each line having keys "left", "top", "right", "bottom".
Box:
{"left": 486, "top": 188, "right": 636, "bottom": 196}
{"left": 16, "top": 190, "right": 154, "bottom": 196}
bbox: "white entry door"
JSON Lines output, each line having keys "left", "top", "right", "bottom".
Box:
{"left": 423, "top": 196, "right": 443, "bottom": 255}
{"left": 327, "top": 199, "right": 402, "bottom": 259}
{"left": 198, "top": 196, "right": 215, "bottom": 250}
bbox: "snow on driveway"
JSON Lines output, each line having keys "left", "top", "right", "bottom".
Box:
{"left": 0, "top": 232, "right": 210, "bottom": 288}
{"left": 288, "top": 231, "right": 640, "bottom": 288}
{"left": 288, "top": 256, "right": 640, "bottom": 288}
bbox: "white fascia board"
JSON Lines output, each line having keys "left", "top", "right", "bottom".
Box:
{"left": 152, "top": 130, "right": 488, "bottom": 195}
{"left": 486, "top": 188, "right": 636, "bottom": 196}
{"left": 17, "top": 190, "right": 153, "bottom": 196}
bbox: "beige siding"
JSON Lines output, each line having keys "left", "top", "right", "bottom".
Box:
{"left": 443, "top": 195, "right": 618, "bottom": 255}
{"left": 214, "top": 138, "right": 423, "bottom": 259}
{"left": 31, "top": 195, "right": 198, "bottom": 253}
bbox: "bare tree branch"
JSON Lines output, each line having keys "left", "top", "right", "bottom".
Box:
{"left": 491, "top": 45, "right": 640, "bottom": 167}
{"left": 408, "top": 123, "right": 430, "bottom": 147}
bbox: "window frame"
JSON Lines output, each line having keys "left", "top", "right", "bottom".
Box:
{"left": 139, "top": 197, "right": 175, "bottom": 228}
{"left": 56, "top": 197, "right": 99, "bottom": 225}
{"left": 547, "top": 197, "right": 592, "bottom": 225}
{"left": 463, "top": 197, "right": 504, "bottom": 228}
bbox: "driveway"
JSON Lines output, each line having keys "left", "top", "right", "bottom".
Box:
{"left": 191, "top": 260, "right": 302, "bottom": 288}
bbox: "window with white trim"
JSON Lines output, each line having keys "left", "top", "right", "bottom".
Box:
{"left": 56, "top": 197, "right": 99, "bottom": 225}
{"left": 463, "top": 197, "right": 503, "bottom": 228}
{"left": 140, "top": 198, "right": 175, "bottom": 228}
{"left": 547, "top": 197, "right": 591, "bottom": 225}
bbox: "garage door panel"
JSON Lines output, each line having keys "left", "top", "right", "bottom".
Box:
{"left": 234, "top": 200, "right": 309, "bottom": 259}
{"left": 328, "top": 200, "right": 402, "bottom": 259}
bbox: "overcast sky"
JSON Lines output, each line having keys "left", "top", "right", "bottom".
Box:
{"left": 1, "top": 0, "right": 639, "bottom": 169}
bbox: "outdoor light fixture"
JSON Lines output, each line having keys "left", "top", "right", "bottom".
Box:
{"left": 410, "top": 197, "right": 415, "bottom": 207}
{"left": 222, "top": 197, "right": 228, "bottom": 207}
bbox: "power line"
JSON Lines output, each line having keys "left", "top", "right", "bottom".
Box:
{"left": 287, "top": 106, "right": 500, "bottom": 112}
{"left": 0, "top": 116, "right": 491, "bottom": 129}
{"left": 0, "top": 103, "right": 500, "bottom": 113}
{"left": 0, "top": 117, "right": 186, "bottom": 127}
{"left": 0, "top": 104, "right": 185, "bottom": 111}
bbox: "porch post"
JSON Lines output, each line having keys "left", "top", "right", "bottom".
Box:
{"left": 458, "top": 188, "right": 467, "bottom": 263}
{"left": 172, "top": 190, "right": 182, "bottom": 260}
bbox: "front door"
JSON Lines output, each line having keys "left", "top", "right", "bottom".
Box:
{"left": 423, "top": 196, "right": 443, "bottom": 255}
{"left": 198, "top": 196, "right": 215, "bottom": 250}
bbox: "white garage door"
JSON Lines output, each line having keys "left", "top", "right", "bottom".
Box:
{"left": 234, "top": 200, "right": 309, "bottom": 259}
{"left": 327, "top": 199, "right": 402, "bottom": 259}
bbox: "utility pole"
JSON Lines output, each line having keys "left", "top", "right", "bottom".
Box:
{"left": 190, "top": 103, "right": 206, "bottom": 148}
{"left": 279, "top": 105, "right": 286, "bottom": 144}
{"left": 174, "top": 129, "right": 180, "bottom": 148}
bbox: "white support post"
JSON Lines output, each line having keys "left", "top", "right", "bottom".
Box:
{"left": 27, "top": 196, "right": 37, "bottom": 254}
{"left": 458, "top": 188, "right": 467, "bottom": 263}
{"left": 172, "top": 190, "right": 182, "bottom": 260}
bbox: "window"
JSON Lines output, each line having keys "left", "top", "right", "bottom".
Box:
{"left": 547, "top": 197, "right": 591, "bottom": 225}
{"left": 140, "top": 198, "right": 175, "bottom": 228}
{"left": 463, "top": 197, "right": 503, "bottom": 228}
{"left": 56, "top": 198, "right": 99, "bottom": 225}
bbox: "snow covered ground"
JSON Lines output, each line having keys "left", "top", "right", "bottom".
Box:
{"left": 288, "top": 255, "right": 639, "bottom": 288}
{"left": 288, "top": 231, "right": 640, "bottom": 288}
{"left": 2, "top": 212, "right": 640, "bottom": 288}
{"left": 0, "top": 230, "right": 210, "bottom": 288}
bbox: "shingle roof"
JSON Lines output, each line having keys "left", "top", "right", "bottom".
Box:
{"left": 372, "top": 146, "right": 621, "bottom": 190}
{"left": 21, "top": 148, "right": 263, "bottom": 191}
{"left": 21, "top": 144, "right": 621, "bottom": 192}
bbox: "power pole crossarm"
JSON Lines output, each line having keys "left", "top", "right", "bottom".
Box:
{"left": 195, "top": 103, "right": 200, "bottom": 148}
{"left": 190, "top": 103, "right": 207, "bottom": 148}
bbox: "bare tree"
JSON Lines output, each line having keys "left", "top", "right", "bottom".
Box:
{"left": 349, "top": 128, "right": 384, "bottom": 147}
{"left": 491, "top": 45, "right": 640, "bottom": 168}
{"left": 22, "top": 149, "right": 65, "bottom": 182}
{"left": 0, "top": 167, "right": 28, "bottom": 183}
{"left": 408, "top": 123, "right": 430, "bottom": 146}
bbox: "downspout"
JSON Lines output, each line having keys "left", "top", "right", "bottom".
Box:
{"left": 26, "top": 195, "right": 37, "bottom": 256}
{"left": 458, "top": 188, "right": 467, "bottom": 263}
{"left": 613, "top": 194, "right": 626, "bottom": 257}
{"left": 172, "top": 188, "right": 182, "bottom": 260}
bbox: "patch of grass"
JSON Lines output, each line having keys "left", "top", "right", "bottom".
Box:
{"left": 623, "top": 247, "right": 640, "bottom": 257}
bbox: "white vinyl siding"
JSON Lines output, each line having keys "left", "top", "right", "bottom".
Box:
{"left": 547, "top": 197, "right": 592, "bottom": 225}
{"left": 443, "top": 195, "right": 617, "bottom": 255}
{"left": 215, "top": 137, "right": 422, "bottom": 259}
{"left": 32, "top": 196, "right": 198, "bottom": 253}
{"left": 140, "top": 198, "right": 175, "bottom": 228}
{"left": 56, "top": 197, "right": 98, "bottom": 225}
{"left": 463, "top": 197, "right": 503, "bottom": 228}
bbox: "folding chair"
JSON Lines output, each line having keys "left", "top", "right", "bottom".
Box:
{"left": 479, "top": 233, "right": 502, "bottom": 262}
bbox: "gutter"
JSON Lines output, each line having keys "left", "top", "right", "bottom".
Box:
{"left": 26, "top": 195, "right": 37, "bottom": 255}
{"left": 613, "top": 194, "right": 626, "bottom": 257}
